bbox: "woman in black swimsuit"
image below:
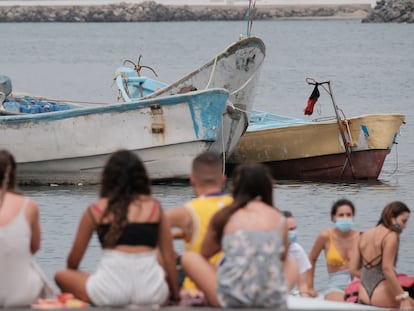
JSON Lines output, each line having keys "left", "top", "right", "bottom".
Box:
{"left": 349, "top": 201, "right": 414, "bottom": 309}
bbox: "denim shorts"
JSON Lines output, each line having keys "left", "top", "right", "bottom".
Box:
{"left": 325, "top": 269, "right": 351, "bottom": 294}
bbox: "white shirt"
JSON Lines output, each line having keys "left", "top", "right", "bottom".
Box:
{"left": 288, "top": 242, "right": 311, "bottom": 274}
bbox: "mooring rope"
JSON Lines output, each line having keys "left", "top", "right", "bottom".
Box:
{"left": 206, "top": 55, "right": 219, "bottom": 89}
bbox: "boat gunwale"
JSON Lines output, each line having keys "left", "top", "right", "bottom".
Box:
{"left": 247, "top": 112, "right": 406, "bottom": 132}
{"left": 0, "top": 88, "right": 229, "bottom": 124}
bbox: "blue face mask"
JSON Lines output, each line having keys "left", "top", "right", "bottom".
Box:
{"left": 335, "top": 218, "right": 354, "bottom": 232}
{"left": 288, "top": 230, "right": 297, "bottom": 243}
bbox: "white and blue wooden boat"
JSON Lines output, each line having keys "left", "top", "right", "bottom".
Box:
{"left": 114, "top": 36, "right": 266, "bottom": 159}
{"left": 0, "top": 79, "right": 229, "bottom": 184}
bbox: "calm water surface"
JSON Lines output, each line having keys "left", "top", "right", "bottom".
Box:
{"left": 1, "top": 20, "right": 414, "bottom": 291}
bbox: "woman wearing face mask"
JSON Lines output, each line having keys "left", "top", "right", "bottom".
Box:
{"left": 307, "top": 199, "right": 360, "bottom": 301}
{"left": 349, "top": 201, "right": 414, "bottom": 310}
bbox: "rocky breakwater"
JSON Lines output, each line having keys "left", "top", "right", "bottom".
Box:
{"left": 0, "top": 1, "right": 371, "bottom": 22}
{"left": 363, "top": 0, "right": 414, "bottom": 23}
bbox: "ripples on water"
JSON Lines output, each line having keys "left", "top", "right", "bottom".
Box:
{"left": 2, "top": 19, "right": 414, "bottom": 291}
{"left": 24, "top": 176, "right": 414, "bottom": 291}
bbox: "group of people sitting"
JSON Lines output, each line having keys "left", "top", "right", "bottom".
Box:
{"left": 0, "top": 148, "right": 413, "bottom": 309}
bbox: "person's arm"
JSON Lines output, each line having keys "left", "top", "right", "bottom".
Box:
{"left": 293, "top": 243, "right": 312, "bottom": 296}
{"left": 382, "top": 233, "right": 414, "bottom": 310}
{"left": 280, "top": 218, "right": 289, "bottom": 262}
{"left": 28, "top": 200, "right": 41, "bottom": 254}
{"left": 66, "top": 208, "right": 96, "bottom": 269}
{"left": 158, "top": 210, "right": 180, "bottom": 301}
{"left": 298, "top": 271, "right": 311, "bottom": 296}
{"left": 307, "top": 231, "right": 327, "bottom": 297}
{"left": 349, "top": 239, "right": 361, "bottom": 278}
{"left": 171, "top": 228, "right": 185, "bottom": 239}
{"left": 200, "top": 218, "right": 221, "bottom": 259}
{"left": 165, "top": 206, "right": 192, "bottom": 241}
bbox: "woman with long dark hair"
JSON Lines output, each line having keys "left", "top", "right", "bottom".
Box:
{"left": 55, "top": 150, "right": 179, "bottom": 306}
{"left": 181, "top": 162, "right": 288, "bottom": 308}
{"left": 0, "top": 150, "right": 52, "bottom": 307}
{"left": 350, "top": 201, "right": 414, "bottom": 309}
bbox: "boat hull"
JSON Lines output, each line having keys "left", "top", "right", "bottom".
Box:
{"left": 1, "top": 89, "right": 229, "bottom": 184}
{"left": 227, "top": 113, "right": 405, "bottom": 181}
{"left": 145, "top": 36, "right": 266, "bottom": 158}
{"left": 17, "top": 141, "right": 209, "bottom": 185}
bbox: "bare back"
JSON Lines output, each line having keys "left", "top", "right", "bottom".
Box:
{"left": 223, "top": 200, "right": 288, "bottom": 261}
{"left": 89, "top": 195, "right": 161, "bottom": 253}
{"left": 224, "top": 200, "right": 283, "bottom": 233}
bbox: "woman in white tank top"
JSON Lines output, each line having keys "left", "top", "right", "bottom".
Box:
{"left": 0, "top": 149, "right": 52, "bottom": 307}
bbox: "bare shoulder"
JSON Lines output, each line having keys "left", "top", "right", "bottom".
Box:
{"left": 8, "top": 193, "right": 38, "bottom": 211}
{"left": 166, "top": 205, "right": 188, "bottom": 218}
{"left": 22, "top": 196, "right": 39, "bottom": 220}
{"left": 383, "top": 230, "right": 399, "bottom": 243}
{"left": 317, "top": 228, "right": 331, "bottom": 241}
{"left": 165, "top": 205, "right": 191, "bottom": 227}
{"left": 26, "top": 197, "right": 39, "bottom": 209}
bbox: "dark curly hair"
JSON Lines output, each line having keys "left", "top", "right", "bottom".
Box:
{"left": 212, "top": 162, "right": 275, "bottom": 243}
{"left": 99, "top": 150, "right": 151, "bottom": 247}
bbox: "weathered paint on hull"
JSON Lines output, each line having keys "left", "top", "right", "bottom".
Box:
{"left": 229, "top": 149, "right": 387, "bottom": 181}
{"left": 145, "top": 36, "right": 266, "bottom": 158}
{"left": 228, "top": 113, "right": 405, "bottom": 181}
{"left": 1, "top": 89, "right": 229, "bottom": 184}
{"left": 17, "top": 141, "right": 208, "bottom": 185}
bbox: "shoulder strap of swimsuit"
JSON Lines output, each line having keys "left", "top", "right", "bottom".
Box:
{"left": 147, "top": 199, "right": 160, "bottom": 222}
{"left": 381, "top": 230, "right": 393, "bottom": 246}
{"left": 87, "top": 207, "right": 97, "bottom": 225}
{"left": 91, "top": 203, "right": 104, "bottom": 215}
{"left": 88, "top": 203, "right": 103, "bottom": 226}
{"left": 360, "top": 231, "right": 393, "bottom": 267}
{"left": 329, "top": 229, "right": 337, "bottom": 245}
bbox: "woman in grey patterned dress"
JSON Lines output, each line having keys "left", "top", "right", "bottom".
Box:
{"left": 181, "top": 162, "right": 289, "bottom": 308}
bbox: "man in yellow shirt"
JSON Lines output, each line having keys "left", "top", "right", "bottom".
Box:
{"left": 166, "top": 151, "right": 233, "bottom": 294}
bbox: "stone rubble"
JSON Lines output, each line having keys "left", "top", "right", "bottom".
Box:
{"left": 363, "top": 0, "right": 414, "bottom": 23}
{"left": 0, "top": 1, "right": 373, "bottom": 22}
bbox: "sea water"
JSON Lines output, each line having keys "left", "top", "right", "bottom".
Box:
{"left": 1, "top": 19, "right": 414, "bottom": 291}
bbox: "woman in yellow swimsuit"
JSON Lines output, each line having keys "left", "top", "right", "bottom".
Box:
{"left": 307, "top": 199, "right": 360, "bottom": 301}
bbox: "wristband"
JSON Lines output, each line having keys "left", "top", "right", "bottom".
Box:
{"left": 395, "top": 291, "right": 409, "bottom": 301}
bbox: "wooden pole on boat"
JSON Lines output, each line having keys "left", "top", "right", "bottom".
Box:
{"left": 326, "top": 81, "right": 357, "bottom": 179}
